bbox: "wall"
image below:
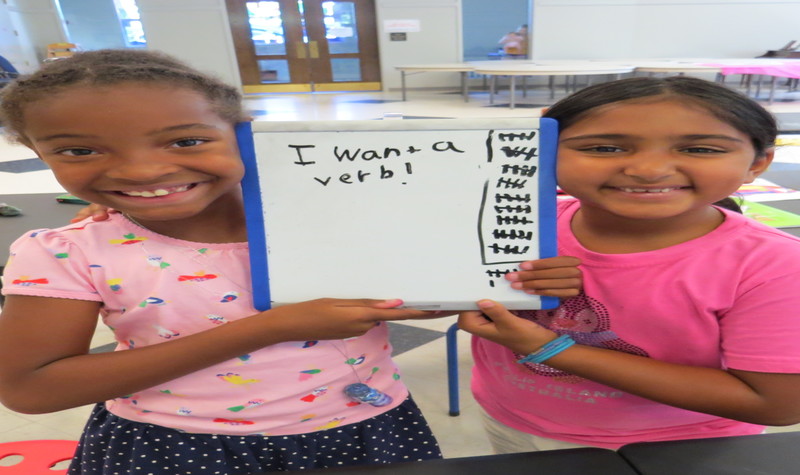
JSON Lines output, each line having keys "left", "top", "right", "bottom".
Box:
{"left": 136, "top": 0, "right": 241, "bottom": 89}
{"left": 2, "top": 0, "right": 69, "bottom": 65}
{"left": 0, "top": 1, "right": 39, "bottom": 73}
{"left": 376, "top": 0, "right": 461, "bottom": 89}
{"left": 0, "top": 0, "right": 240, "bottom": 89}
{"left": 58, "top": 0, "right": 126, "bottom": 51}
{"left": 532, "top": 0, "right": 800, "bottom": 60}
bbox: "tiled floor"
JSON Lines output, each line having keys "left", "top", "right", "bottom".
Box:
{"left": 2, "top": 83, "right": 800, "bottom": 461}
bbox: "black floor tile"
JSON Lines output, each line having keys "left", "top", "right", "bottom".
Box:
{"left": 387, "top": 322, "right": 445, "bottom": 356}
{"left": 0, "top": 158, "right": 47, "bottom": 173}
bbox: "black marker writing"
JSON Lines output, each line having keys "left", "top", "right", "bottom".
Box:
{"left": 479, "top": 129, "right": 540, "bottom": 270}
{"left": 496, "top": 216, "right": 534, "bottom": 225}
{"left": 500, "top": 146, "right": 538, "bottom": 161}
{"left": 289, "top": 144, "right": 317, "bottom": 165}
{"left": 312, "top": 164, "right": 411, "bottom": 186}
{"left": 334, "top": 146, "right": 402, "bottom": 162}
{"left": 487, "top": 243, "right": 530, "bottom": 255}
{"left": 501, "top": 164, "right": 538, "bottom": 177}
{"left": 495, "top": 205, "right": 532, "bottom": 214}
{"left": 496, "top": 177, "right": 528, "bottom": 189}
{"left": 432, "top": 141, "right": 465, "bottom": 153}
{"left": 486, "top": 269, "right": 513, "bottom": 278}
{"left": 497, "top": 131, "right": 537, "bottom": 141}
{"left": 495, "top": 193, "right": 531, "bottom": 203}
{"left": 492, "top": 229, "right": 533, "bottom": 240}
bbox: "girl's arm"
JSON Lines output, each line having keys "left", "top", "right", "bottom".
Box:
{"left": 0, "top": 294, "right": 434, "bottom": 414}
{"left": 459, "top": 300, "right": 800, "bottom": 426}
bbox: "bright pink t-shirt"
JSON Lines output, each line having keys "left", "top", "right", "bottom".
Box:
{"left": 472, "top": 199, "right": 800, "bottom": 448}
{"left": 2, "top": 214, "right": 407, "bottom": 435}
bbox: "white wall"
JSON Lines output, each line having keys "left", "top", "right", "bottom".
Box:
{"left": 136, "top": 0, "right": 241, "bottom": 89}
{"left": 0, "top": 1, "right": 39, "bottom": 73}
{"left": 3, "top": 0, "right": 69, "bottom": 66}
{"left": 377, "top": 0, "right": 462, "bottom": 90}
{"left": 532, "top": 0, "right": 800, "bottom": 60}
{"left": 58, "top": 0, "right": 127, "bottom": 51}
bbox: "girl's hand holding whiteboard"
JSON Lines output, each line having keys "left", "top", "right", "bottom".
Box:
{"left": 505, "top": 256, "right": 582, "bottom": 298}
{"left": 458, "top": 300, "right": 558, "bottom": 356}
{"left": 262, "top": 298, "right": 438, "bottom": 341}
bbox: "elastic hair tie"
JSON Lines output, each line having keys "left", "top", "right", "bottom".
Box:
{"left": 517, "top": 334, "right": 576, "bottom": 364}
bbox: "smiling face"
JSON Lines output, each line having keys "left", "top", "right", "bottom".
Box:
{"left": 556, "top": 98, "right": 773, "bottom": 229}
{"left": 21, "top": 83, "right": 245, "bottom": 235}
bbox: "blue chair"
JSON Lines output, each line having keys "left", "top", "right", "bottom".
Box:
{"left": 0, "top": 54, "right": 19, "bottom": 88}
{"left": 446, "top": 323, "right": 460, "bottom": 416}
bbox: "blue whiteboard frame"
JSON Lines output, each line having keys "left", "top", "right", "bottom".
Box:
{"left": 237, "top": 119, "right": 559, "bottom": 311}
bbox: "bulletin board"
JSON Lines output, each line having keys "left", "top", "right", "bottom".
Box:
{"left": 237, "top": 117, "right": 558, "bottom": 311}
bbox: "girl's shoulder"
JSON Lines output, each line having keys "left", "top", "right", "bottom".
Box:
{"left": 17, "top": 214, "right": 248, "bottom": 252}
{"left": 718, "top": 207, "right": 800, "bottom": 249}
{"left": 13, "top": 214, "right": 141, "bottom": 250}
{"left": 704, "top": 208, "right": 800, "bottom": 279}
{"left": 556, "top": 197, "right": 580, "bottom": 217}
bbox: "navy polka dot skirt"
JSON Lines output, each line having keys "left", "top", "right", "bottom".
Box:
{"left": 67, "top": 398, "right": 441, "bottom": 474}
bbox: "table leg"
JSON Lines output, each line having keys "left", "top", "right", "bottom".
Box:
{"left": 755, "top": 75, "right": 763, "bottom": 99}
{"left": 769, "top": 76, "right": 777, "bottom": 104}
{"left": 461, "top": 71, "right": 469, "bottom": 102}
{"left": 509, "top": 76, "right": 516, "bottom": 109}
{"left": 489, "top": 75, "right": 496, "bottom": 104}
{"left": 548, "top": 76, "right": 555, "bottom": 99}
{"left": 401, "top": 71, "right": 407, "bottom": 101}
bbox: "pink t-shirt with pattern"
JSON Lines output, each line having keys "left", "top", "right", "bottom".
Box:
{"left": 472, "top": 199, "right": 800, "bottom": 448}
{"left": 3, "top": 214, "right": 407, "bottom": 435}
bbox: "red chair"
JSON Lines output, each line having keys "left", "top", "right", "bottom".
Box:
{"left": 0, "top": 440, "right": 78, "bottom": 474}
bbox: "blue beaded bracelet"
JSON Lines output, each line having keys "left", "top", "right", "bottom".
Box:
{"left": 517, "top": 334, "right": 576, "bottom": 364}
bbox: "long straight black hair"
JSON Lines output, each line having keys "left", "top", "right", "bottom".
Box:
{"left": 543, "top": 76, "right": 778, "bottom": 213}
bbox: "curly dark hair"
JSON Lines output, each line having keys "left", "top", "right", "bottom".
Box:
{"left": 0, "top": 49, "right": 247, "bottom": 146}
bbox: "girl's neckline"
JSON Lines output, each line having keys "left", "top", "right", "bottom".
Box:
{"left": 570, "top": 207, "right": 726, "bottom": 254}
{"left": 120, "top": 213, "right": 248, "bottom": 248}
{"left": 560, "top": 200, "right": 742, "bottom": 261}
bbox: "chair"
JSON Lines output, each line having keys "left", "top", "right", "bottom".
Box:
{"left": 0, "top": 440, "right": 79, "bottom": 474}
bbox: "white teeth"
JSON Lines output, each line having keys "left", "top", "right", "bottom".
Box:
{"left": 120, "top": 185, "right": 191, "bottom": 197}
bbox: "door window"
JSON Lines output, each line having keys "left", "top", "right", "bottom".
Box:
{"left": 227, "top": 0, "right": 380, "bottom": 92}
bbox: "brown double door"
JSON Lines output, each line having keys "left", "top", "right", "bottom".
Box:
{"left": 226, "top": 0, "right": 381, "bottom": 93}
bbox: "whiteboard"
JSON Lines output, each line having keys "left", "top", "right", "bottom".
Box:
{"left": 237, "top": 118, "right": 558, "bottom": 311}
